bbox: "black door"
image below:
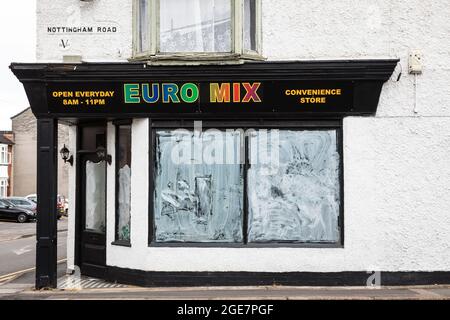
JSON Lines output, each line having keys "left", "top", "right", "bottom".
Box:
{"left": 79, "top": 142, "right": 107, "bottom": 278}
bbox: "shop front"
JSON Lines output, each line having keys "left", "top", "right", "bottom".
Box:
{"left": 11, "top": 59, "right": 410, "bottom": 289}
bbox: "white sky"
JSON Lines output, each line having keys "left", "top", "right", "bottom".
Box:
{"left": 0, "top": 1, "right": 36, "bottom": 130}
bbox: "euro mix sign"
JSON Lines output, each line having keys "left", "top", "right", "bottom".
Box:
{"left": 47, "top": 81, "right": 354, "bottom": 115}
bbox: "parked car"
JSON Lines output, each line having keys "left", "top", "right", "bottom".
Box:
{"left": 0, "top": 198, "right": 15, "bottom": 207}
{"left": 25, "top": 194, "right": 37, "bottom": 203}
{"left": 25, "top": 194, "right": 66, "bottom": 218}
{"left": 0, "top": 199, "right": 36, "bottom": 223}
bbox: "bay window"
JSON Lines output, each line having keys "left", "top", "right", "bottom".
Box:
{"left": 160, "top": 0, "right": 232, "bottom": 53}
{"left": 243, "top": 0, "right": 257, "bottom": 52}
{"left": 133, "top": 0, "right": 262, "bottom": 60}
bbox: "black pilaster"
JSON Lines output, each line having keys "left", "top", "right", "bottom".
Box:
{"left": 36, "top": 118, "right": 58, "bottom": 289}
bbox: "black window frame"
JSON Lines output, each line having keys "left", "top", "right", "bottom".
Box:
{"left": 148, "top": 119, "right": 344, "bottom": 248}
{"left": 112, "top": 119, "right": 133, "bottom": 247}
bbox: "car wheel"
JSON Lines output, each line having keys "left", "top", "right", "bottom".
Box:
{"left": 17, "top": 214, "right": 28, "bottom": 223}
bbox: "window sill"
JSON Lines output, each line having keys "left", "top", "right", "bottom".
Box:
{"left": 148, "top": 242, "right": 343, "bottom": 249}
{"left": 129, "top": 52, "right": 267, "bottom": 66}
{"left": 111, "top": 240, "right": 131, "bottom": 247}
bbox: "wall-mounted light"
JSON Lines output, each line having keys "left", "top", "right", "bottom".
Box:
{"left": 60, "top": 144, "right": 73, "bottom": 166}
{"left": 96, "top": 146, "right": 112, "bottom": 165}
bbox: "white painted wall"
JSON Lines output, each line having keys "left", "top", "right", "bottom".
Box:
{"left": 343, "top": 117, "right": 450, "bottom": 272}
{"left": 66, "top": 125, "right": 77, "bottom": 272}
{"left": 37, "top": 0, "right": 132, "bottom": 62}
{"left": 106, "top": 122, "right": 116, "bottom": 250}
{"left": 262, "top": 0, "right": 450, "bottom": 118}
{"left": 53, "top": 1, "right": 450, "bottom": 272}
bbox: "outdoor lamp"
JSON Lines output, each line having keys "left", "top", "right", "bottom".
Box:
{"left": 60, "top": 144, "right": 73, "bottom": 166}
{"left": 96, "top": 146, "right": 112, "bottom": 165}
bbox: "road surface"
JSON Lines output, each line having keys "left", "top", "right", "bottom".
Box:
{"left": 0, "top": 218, "right": 67, "bottom": 278}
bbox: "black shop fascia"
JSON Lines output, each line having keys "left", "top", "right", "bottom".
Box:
{"left": 10, "top": 60, "right": 398, "bottom": 289}
{"left": 14, "top": 60, "right": 397, "bottom": 119}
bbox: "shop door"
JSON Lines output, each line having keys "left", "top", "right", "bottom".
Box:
{"left": 79, "top": 130, "right": 107, "bottom": 278}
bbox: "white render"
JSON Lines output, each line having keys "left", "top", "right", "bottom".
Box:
{"left": 66, "top": 125, "right": 77, "bottom": 271}
{"left": 45, "top": 1, "right": 450, "bottom": 273}
{"left": 37, "top": 0, "right": 132, "bottom": 62}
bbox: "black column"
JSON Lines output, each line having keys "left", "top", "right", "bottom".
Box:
{"left": 36, "top": 118, "right": 58, "bottom": 289}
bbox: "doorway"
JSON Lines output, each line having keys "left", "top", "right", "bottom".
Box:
{"left": 77, "top": 124, "right": 107, "bottom": 278}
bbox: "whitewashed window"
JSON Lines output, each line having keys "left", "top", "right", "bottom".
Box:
{"left": 85, "top": 161, "right": 106, "bottom": 233}
{"left": 153, "top": 129, "right": 244, "bottom": 243}
{"left": 0, "top": 145, "right": 8, "bottom": 165}
{"left": 151, "top": 126, "right": 342, "bottom": 245}
{"left": 247, "top": 130, "right": 341, "bottom": 243}
{"left": 133, "top": 0, "right": 262, "bottom": 59}
{"left": 115, "top": 124, "right": 132, "bottom": 243}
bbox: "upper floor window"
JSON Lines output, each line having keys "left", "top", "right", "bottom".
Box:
{"left": 133, "top": 0, "right": 261, "bottom": 61}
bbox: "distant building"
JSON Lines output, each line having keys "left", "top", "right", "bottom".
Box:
{"left": 10, "top": 107, "right": 69, "bottom": 197}
{"left": 0, "top": 131, "right": 14, "bottom": 197}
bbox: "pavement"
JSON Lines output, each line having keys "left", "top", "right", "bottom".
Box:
{"left": 0, "top": 261, "right": 67, "bottom": 298}
{"left": 0, "top": 268, "right": 449, "bottom": 300}
{"left": 4, "top": 286, "right": 450, "bottom": 300}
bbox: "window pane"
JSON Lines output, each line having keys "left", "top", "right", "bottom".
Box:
{"left": 138, "top": 0, "right": 150, "bottom": 52}
{"left": 160, "top": 0, "right": 232, "bottom": 53}
{"left": 0, "top": 179, "right": 6, "bottom": 198}
{"left": 244, "top": 0, "right": 256, "bottom": 51}
{"left": 116, "top": 125, "right": 132, "bottom": 242}
{"left": 154, "top": 129, "right": 243, "bottom": 242}
{"left": 248, "top": 130, "right": 341, "bottom": 243}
